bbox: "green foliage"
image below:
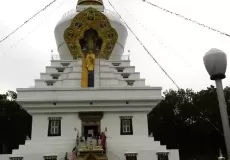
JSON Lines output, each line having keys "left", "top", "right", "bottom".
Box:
{"left": 0, "top": 91, "right": 32, "bottom": 154}
{"left": 148, "top": 85, "right": 230, "bottom": 160}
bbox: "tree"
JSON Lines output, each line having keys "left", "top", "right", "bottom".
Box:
{"left": 0, "top": 91, "right": 32, "bottom": 154}
{"left": 148, "top": 86, "right": 230, "bottom": 160}
{"left": 6, "top": 91, "right": 17, "bottom": 101}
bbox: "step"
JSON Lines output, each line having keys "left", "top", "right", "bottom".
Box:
{"left": 107, "top": 139, "right": 157, "bottom": 144}
{"left": 107, "top": 145, "right": 166, "bottom": 151}
{"left": 13, "top": 147, "right": 72, "bottom": 154}
{"left": 25, "top": 140, "right": 75, "bottom": 145}
{"left": 25, "top": 139, "right": 75, "bottom": 144}
{"left": 19, "top": 143, "right": 75, "bottom": 151}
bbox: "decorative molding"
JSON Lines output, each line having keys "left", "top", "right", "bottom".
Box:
{"left": 48, "top": 117, "right": 62, "bottom": 120}
{"left": 43, "top": 155, "right": 57, "bottom": 160}
{"left": 45, "top": 80, "right": 55, "bottom": 86}
{"left": 60, "top": 62, "right": 70, "bottom": 67}
{"left": 156, "top": 152, "right": 169, "bottom": 156}
{"left": 82, "top": 121, "right": 100, "bottom": 125}
{"left": 50, "top": 74, "right": 60, "bottom": 80}
{"left": 112, "top": 62, "right": 121, "bottom": 66}
{"left": 79, "top": 112, "right": 103, "bottom": 117}
{"left": 121, "top": 73, "right": 130, "bottom": 78}
{"left": 116, "top": 67, "right": 124, "bottom": 72}
{"left": 56, "top": 68, "right": 65, "bottom": 72}
{"left": 9, "top": 157, "right": 23, "bottom": 160}
{"left": 79, "top": 112, "right": 103, "bottom": 122}
{"left": 126, "top": 80, "right": 135, "bottom": 86}
{"left": 119, "top": 116, "right": 133, "bottom": 119}
{"left": 125, "top": 153, "right": 138, "bottom": 157}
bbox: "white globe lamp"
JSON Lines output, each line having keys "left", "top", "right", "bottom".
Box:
{"left": 203, "top": 48, "right": 230, "bottom": 160}
{"left": 203, "top": 48, "right": 227, "bottom": 80}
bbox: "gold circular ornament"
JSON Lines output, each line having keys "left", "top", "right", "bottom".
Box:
{"left": 64, "top": 7, "right": 118, "bottom": 59}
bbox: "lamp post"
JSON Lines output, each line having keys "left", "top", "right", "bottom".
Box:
{"left": 219, "top": 149, "right": 225, "bottom": 160}
{"left": 203, "top": 48, "right": 230, "bottom": 160}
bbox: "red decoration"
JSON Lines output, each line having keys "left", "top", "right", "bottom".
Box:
{"left": 100, "top": 132, "right": 107, "bottom": 151}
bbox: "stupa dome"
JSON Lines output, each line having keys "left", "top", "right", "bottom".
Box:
{"left": 54, "top": 1, "right": 128, "bottom": 60}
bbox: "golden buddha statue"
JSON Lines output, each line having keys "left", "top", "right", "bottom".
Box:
{"left": 86, "top": 51, "right": 95, "bottom": 71}
{"left": 80, "top": 29, "right": 101, "bottom": 88}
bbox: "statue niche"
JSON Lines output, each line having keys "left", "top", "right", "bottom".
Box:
{"left": 79, "top": 29, "right": 102, "bottom": 55}
{"left": 79, "top": 29, "right": 102, "bottom": 87}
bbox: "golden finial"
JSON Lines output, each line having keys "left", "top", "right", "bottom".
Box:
{"left": 77, "top": 0, "right": 103, "bottom": 5}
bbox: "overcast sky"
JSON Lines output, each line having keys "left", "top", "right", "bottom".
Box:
{"left": 0, "top": 0, "right": 230, "bottom": 93}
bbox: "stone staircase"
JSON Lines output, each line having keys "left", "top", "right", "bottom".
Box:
{"left": 9, "top": 136, "right": 178, "bottom": 160}
{"left": 12, "top": 138, "right": 76, "bottom": 155}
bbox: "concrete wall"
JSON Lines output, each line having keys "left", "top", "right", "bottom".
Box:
{"left": 0, "top": 153, "right": 67, "bottom": 160}
{"left": 0, "top": 149, "right": 179, "bottom": 160}
{"left": 31, "top": 113, "right": 81, "bottom": 140}
{"left": 101, "top": 112, "right": 148, "bottom": 137}
{"left": 108, "top": 149, "right": 180, "bottom": 160}
{"left": 31, "top": 111, "right": 148, "bottom": 140}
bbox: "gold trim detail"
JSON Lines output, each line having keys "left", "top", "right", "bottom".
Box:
{"left": 64, "top": 7, "right": 118, "bottom": 60}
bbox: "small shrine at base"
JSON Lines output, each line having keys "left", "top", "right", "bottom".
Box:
{"left": 75, "top": 131, "right": 107, "bottom": 160}
{"left": 78, "top": 146, "right": 107, "bottom": 160}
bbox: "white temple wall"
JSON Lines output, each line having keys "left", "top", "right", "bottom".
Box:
{"left": 101, "top": 111, "right": 149, "bottom": 137}
{"left": 138, "top": 150, "right": 179, "bottom": 160}
{"left": 17, "top": 88, "right": 161, "bottom": 102}
{"left": 168, "top": 150, "right": 180, "bottom": 160}
{"left": 31, "top": 113, "right": 80, "bottom": 140}
{"left": 107, "top": 149, "right": 179, "bottom": 160}
{"left": 110, "top": 43, "right": 124, "bottom": 60}
{"left": 58, "top": 42, "right": 72, "bottom": 60}
{"left": 0, "top": 154, "right": 10, "bottom": 160}
{"left": 30, "top": 111, "right": 149, "bottom": 140}
{"left": 0, "top": 153, "right": 67, "bottom": 160}
{"left": 0, "top": 150, "right": 179, "bottom": 160}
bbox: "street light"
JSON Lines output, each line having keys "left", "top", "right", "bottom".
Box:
{"left": 203, "top": 48, "right": 230, "bottom": 160}
{"left": 219, "top": 149, "right": 226, "bottom": 160}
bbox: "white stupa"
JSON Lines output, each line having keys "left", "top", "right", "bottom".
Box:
{"left": 1, "top": 0, "right": 179, "bottom": 160}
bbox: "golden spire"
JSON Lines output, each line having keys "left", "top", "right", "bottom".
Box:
{"left": 77, "top": 0, "right": 103, "bottom": 5}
